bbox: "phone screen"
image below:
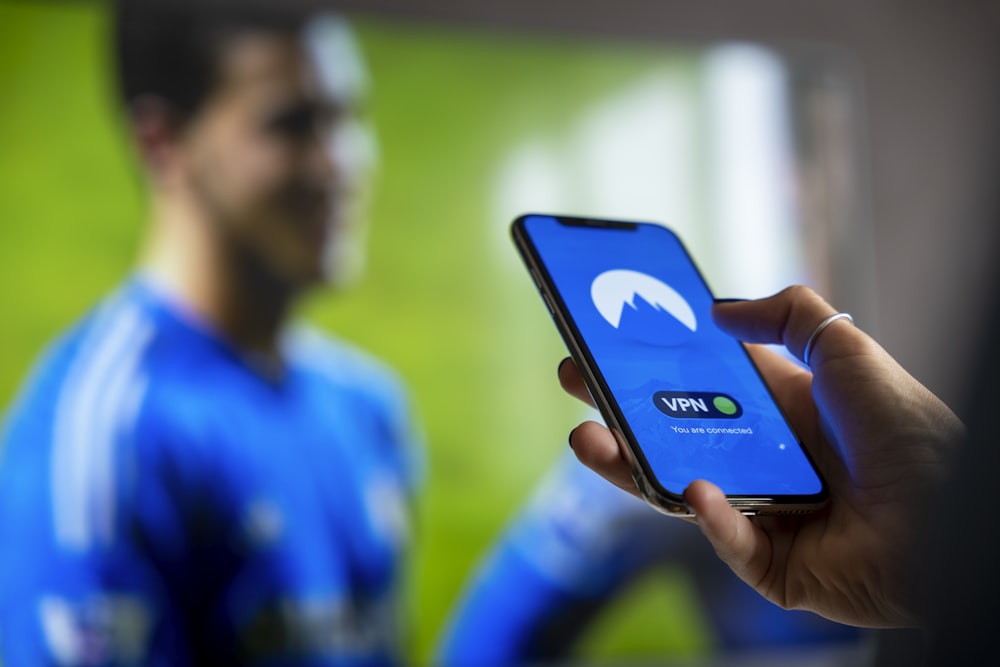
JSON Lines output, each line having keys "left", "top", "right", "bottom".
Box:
{"left": 516, "top": 214, "right": 824, "bottom": 501}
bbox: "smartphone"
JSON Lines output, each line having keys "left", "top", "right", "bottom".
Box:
{"left": 512, "top": 213, "right": 827, "bottom": 516}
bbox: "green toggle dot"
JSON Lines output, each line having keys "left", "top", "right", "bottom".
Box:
{"left": 713, "top": 395, "right": 737, "bottom": 415}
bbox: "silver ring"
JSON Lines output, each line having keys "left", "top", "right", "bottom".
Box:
{"left": 803, "top": 312, "right": 853, "bottom": 366}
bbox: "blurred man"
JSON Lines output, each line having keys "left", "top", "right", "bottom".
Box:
{"left": 0, "top": 1, "right": 421, "bottom": 664}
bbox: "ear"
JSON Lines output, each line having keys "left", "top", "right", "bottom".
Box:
{"left": 128, "top": 96, "right": 184, "bottom": 184}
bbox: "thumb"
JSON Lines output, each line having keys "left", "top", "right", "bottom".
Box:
{"left": 712, "top": 285, "right": 858, "bottom": 367}
{"left": 684, "top": 480, "right": 772, "bottom": 589}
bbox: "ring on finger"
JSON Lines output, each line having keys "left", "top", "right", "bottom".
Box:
{"left": 803, "top": 312, "right": 854, "bottom": 366}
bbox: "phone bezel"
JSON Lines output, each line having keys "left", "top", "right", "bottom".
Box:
{"left": 511, "top": 213, "right": 828, "bottom": 516}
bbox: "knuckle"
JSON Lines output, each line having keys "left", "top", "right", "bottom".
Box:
{"left": 783, "top": 284, "right": 816, "bottom": 302}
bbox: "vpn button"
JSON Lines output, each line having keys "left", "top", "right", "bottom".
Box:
{"left": 653, "top": 391, "right": 743, "bottom": 419}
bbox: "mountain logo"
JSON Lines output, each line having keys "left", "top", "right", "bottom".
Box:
{"left": 590, "top": 269, "right": 697, "bottom": 346}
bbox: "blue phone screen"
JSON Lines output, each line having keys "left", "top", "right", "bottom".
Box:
{"left": 521, "top": 214, "right": 823, "bottom": 497}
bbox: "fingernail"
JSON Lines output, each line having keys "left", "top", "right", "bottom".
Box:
{"left": 557, "top": 357, "right": 571, "bottom": 377}
{"left": 567, "top": 426, "right": 577, "bottom": 450}
{"left": 713, "top": 298, "right": 748, "bottom": 304}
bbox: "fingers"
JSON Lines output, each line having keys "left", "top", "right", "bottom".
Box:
{"left": 568, "top": 420, "right": 640, "bottom": 497}
{"left": 560, "top": 357, "right": 640, "bottom": 496}
{"left": 712, "top": 286, "right": 862, "bottom": 367}
{"left": 557, "top": 357, "right": 595, "bottom": 407}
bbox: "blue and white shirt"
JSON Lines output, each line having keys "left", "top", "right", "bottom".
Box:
{"left": 0, "top": 278, "right": 423, "bottom": 666}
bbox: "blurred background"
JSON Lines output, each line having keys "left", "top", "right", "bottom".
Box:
{"left": 2, "top": 0, "right": 999, "bottom": 665}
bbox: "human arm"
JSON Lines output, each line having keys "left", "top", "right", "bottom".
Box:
{"left": 561, "top": 285, "right": 965, "bottom": 628}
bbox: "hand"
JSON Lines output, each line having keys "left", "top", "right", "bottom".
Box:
{"left": 559, "top": 285, "right": 965, "bottom": 628}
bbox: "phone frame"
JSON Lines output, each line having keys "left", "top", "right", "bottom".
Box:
{"left": 511, "top": 213, "right": 828, "bottom": 517}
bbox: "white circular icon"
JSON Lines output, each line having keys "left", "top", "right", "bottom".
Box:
{"left": 590, "top": 269, "right": 697, "bottom": 346}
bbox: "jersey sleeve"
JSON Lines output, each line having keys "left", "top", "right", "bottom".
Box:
{"left": 0, "top": 343, "right": 194, "bottom": 666}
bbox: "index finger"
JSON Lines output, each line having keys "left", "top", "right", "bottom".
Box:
{"left": 558, "top": 357, "right": 595, "bottom": 407}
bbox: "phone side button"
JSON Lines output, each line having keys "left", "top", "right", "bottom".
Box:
{"left": 541, "top": 293, "right": 556, "bottom": 315}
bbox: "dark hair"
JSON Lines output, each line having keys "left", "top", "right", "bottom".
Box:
{"left": 113, "top": 0, "right": 316, "bottom": 125}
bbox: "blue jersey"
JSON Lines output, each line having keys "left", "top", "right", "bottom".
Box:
{"left": 0, "top": 278, "right": 423, "bottom": 666}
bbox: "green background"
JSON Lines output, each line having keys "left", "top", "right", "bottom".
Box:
{"left": 0, "top": 2, "right": 714, "bottom": 662}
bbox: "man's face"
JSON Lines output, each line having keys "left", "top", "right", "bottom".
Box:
{"left": 175, "top": 25, "right": 374, "bottom": 290}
